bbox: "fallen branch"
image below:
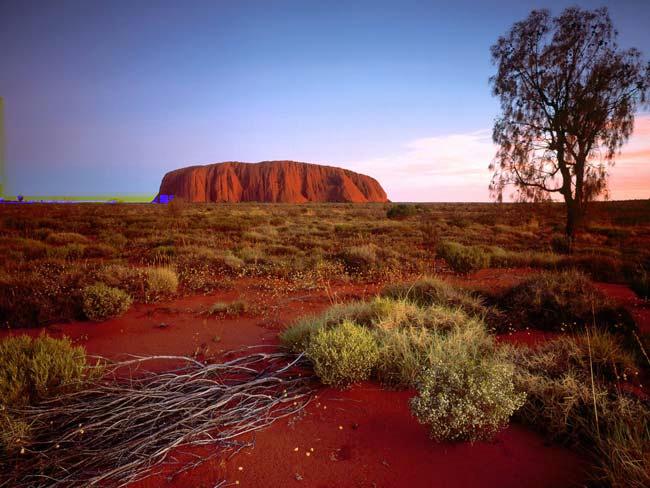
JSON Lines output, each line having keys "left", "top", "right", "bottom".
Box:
{"left": 1, "top": 351, "right": 314, "bottom": 487}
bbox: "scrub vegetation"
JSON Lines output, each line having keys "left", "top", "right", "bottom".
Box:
{"left": 1, "top": 200, "right": 648, "bottom": 328}
{"left": 0, "top": 200, "right": 649, "bottom": 486}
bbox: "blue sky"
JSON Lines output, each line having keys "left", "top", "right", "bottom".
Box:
{"left": 1, "top": 0, "right": 649, "bottom": 200}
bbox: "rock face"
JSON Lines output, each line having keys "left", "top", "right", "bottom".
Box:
{"left": 156, "top": 161, "right": 388, "bottom": 203}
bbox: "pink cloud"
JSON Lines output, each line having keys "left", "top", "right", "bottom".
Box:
{"left": 345, "top": 114, "right": 650, "bottom": 202}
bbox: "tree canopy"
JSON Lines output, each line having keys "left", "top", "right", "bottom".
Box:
{"left": 489, "top": 7, "right": 649, "bottom": 239}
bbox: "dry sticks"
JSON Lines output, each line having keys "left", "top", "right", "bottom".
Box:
{"left": 2, "top": 351, "right": 314, "bottom": 487}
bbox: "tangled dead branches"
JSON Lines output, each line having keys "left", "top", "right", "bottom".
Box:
{"left": 1, "top": 350, "right": 314, "bottom": 487}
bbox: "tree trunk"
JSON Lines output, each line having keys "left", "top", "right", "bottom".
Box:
{"left": 565, "top": 200, "right": 582, "bottom": 253}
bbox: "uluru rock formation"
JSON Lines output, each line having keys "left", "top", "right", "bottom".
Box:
{"left": 155, "top": 161, "right": 388, "bottom": 203}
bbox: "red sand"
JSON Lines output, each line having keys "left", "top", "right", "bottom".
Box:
{"left": 596, "top": 282, "right": 650, "bottom": 334}
{"left": 2, "top": 277, "right": 593, "bottom": 487}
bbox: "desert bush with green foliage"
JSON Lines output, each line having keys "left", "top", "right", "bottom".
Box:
{"left": 82, "top": 283, "right": 133, "bottom": 321}
{"left": 0, "top": 334, "right": 90, "bottom": 454}
{"left": 437, "top": 241, "right": 490, "bottom": 273}
{"left": 410, "top": 352, "right": 525, "bottom": 442}
{"left": 0, "top": 334, "right": 87, "bottom": 407}
{"left": 285, "top": 293, "right": 525, "bottom": 437}
{"left": 281, "top": 295, "right": 478, "bottom": 355}
{"left": 306, "top": 320, "right": 379, "bottom": 387}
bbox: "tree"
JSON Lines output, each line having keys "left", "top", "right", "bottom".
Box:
{"left": 489, "top": 7, "right": 649, "bottom": 249}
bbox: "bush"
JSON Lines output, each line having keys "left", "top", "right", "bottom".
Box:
{"left": 306, "top": 320, "right": 379, "bottom": 388}
{"left": 281, "top": 297, "right": 476, "bottom": 354}
{"left": 509, "top": 332, "right": 648, "bottom": 487}
{"left": 145, "top": 267, "right": 179, "bottom": 300}
{"left": 0, "top": 334, "right": 87, "bottom": 407}
{"left": 82, "top": 283, "right": 132, "bottom": 321}
{"left": 501, "top": 270, "right": 634, "bottom": 331}
{"left": 340, "top": 244, "right": 378, "bottom": 272}
{"left": 376, "top": 313, "right": 491, "bottom": 388}
{"left": 381, "top": 277, "right": 492, "bottom": 320}
{"left": 562, "top": 254, "right": 624, "bottom": 282}
{"left": 387, "top": 204, "right": 417, "bottom": 220}
{"left": 0, "top": 262, "right": 88, "bottom": 328}
{"left": 0, "top": 334, "right": 89, "bottom": 454}
{"left": 410, "top": 353, "right": 525, "bottom": 442}
{"left": 437, "top": 241, "right": 490, "bottom": 273}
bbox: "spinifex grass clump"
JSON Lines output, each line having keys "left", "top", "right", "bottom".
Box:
{"left": 381, "top": 276, "right": 495, "bottom": 320}
{"left": 501, "top": 270, "right": 635, "bottom": 332}
{"left": 507, "top": 330, "right": 649, "bottom": 488}
{"left": 0, "top": 334, "right": 89, "bottom": 454}
{"left": 436, "top": 241, "right": 491, "bottom": 273}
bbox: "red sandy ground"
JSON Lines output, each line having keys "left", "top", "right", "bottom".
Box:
{"left": 9, "top": 269, "right": 649, "bottom": 487}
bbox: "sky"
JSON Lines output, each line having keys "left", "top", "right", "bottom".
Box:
{"left": 1, "top": 0, "right": 649, "bottom": 201}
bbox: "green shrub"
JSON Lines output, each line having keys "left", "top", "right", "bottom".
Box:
{"left": 306, "top": 320, "right": 379, "bottom": 388}
{"left": 410, "top": 352, "right": 525, "bottom": 442}
{"left": 387, "top": 204, "right": 417, "bottom": 220}
{"left": 280, "top": 317, "right": 323, "bottom": 353}
{"left": 437, "top": 241, "right": 490, "bottom": 273}
{"left": 82, "top": 283, "right": 132, "bottom": 321}
{"left": 501, "top": 270, "right": 634, "bottom": 331}
{"left": 0, "top": 334, "right": 87, "bottom": 407}
{"left": 145, "top": 267, "right": 179, "bottom": 300}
